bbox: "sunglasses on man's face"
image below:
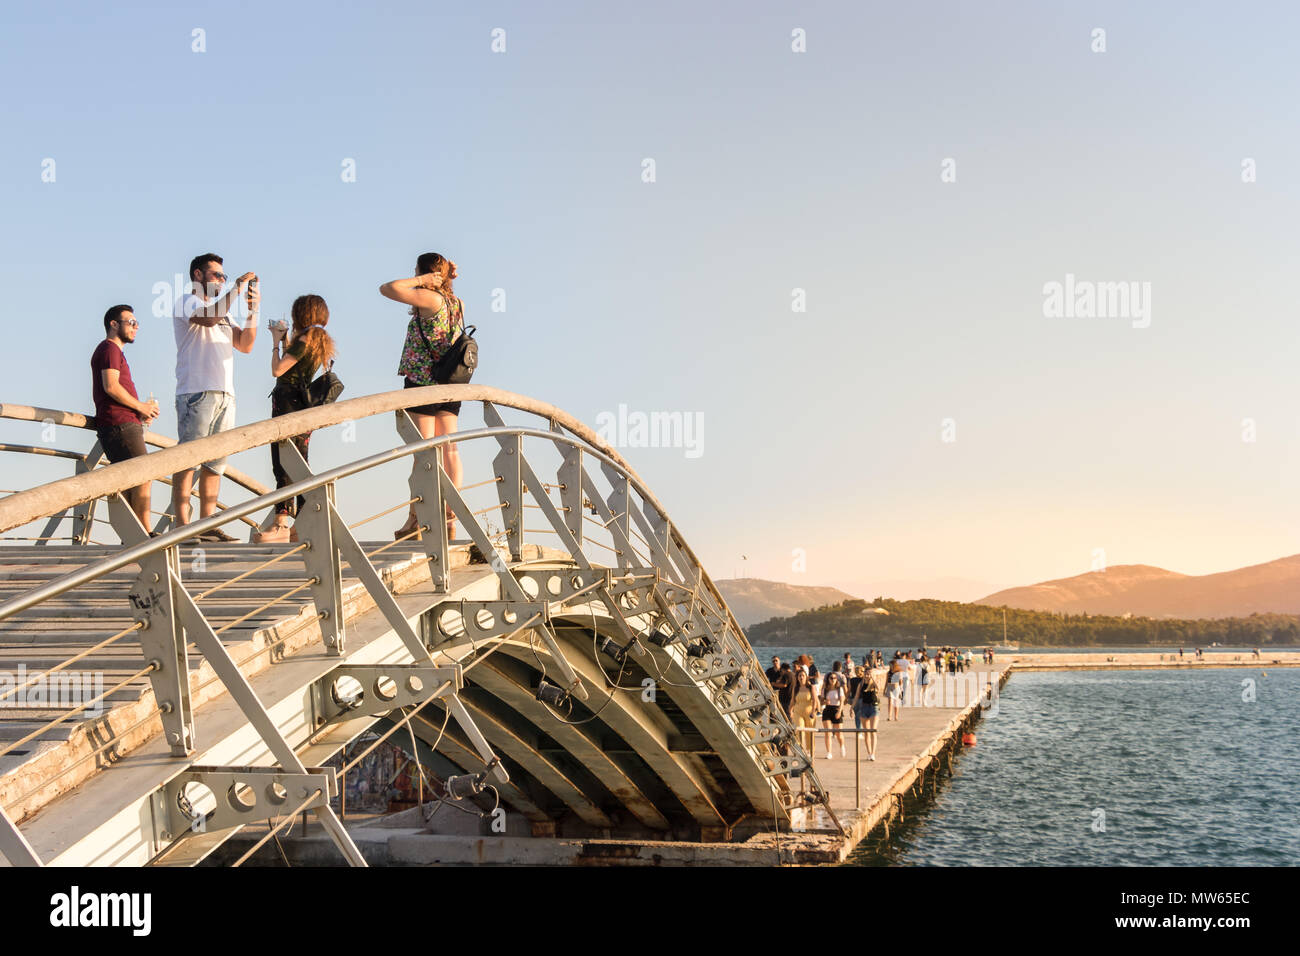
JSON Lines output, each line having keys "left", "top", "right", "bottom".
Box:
{"left": 119, "top": 318, "right": 139, "bottom": 328}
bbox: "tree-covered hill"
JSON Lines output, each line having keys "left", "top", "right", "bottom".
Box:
{"left": 744, "top": 597, "right": 1300, "bottom": 648}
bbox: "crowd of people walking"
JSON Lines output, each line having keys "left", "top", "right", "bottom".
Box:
{"left": 88, "top": 250, "right": 470, "bottom": 542}
{"left": 764, "top": 645, "right": 998, "bottom": 766}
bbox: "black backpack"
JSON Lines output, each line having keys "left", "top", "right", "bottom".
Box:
{"left": 415, "top": 297, "right": 478, "bottom": 385}
{"left": 432, "top": 325, "right": 477, "bottom": 384}
{"left": 305, "top": 361, "right": 344, "bottom": 406}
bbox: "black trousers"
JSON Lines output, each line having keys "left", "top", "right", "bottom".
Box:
{"left": 270, "top": 389, "right": 311, "bottom": 517}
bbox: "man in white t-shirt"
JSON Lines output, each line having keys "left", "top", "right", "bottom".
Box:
{"left": 171, "top": 252, "right": 259, "bottom": 540}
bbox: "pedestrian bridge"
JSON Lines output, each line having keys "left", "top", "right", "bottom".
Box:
{"left": 0, "top": 387, "right": 834, "bottom": 866}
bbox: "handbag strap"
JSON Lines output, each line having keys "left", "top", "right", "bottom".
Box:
{"left": 413, "top": 295, "right": 463, "bottom": 360}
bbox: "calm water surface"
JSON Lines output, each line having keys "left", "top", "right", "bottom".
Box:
{"left": 755, "top": 646, "right": 1297, "bottom": 866}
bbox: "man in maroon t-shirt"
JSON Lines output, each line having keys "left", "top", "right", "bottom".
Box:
{"left": 91, "top": 305, "right": 161, "bottom": 528}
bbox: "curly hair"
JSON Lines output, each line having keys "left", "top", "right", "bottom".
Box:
{"left": 289, "top": 294, "right": 336, "bottom": 369}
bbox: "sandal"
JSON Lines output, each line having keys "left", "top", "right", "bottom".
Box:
{"left": 253, "top": 525, "right": 292, "bottom": 544}
{"left": 394, "top": 514, "right": 421, "bottom": 541}
{"left": 253, "top": 517, "right": 295, "bottom": 545}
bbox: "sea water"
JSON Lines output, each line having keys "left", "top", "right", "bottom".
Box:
{"left": 754, "top": 646, "right": 1298, "bottom": 865}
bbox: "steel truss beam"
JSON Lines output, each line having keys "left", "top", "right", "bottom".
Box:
{"left": 281, "top": 440, "right": 509, "bottom": 787}
{"left": 393, "top": 412, "right": 450, "bottom": 591}
{"left": 107, "top": 495, "right": 196, "bottom": 756}
{"left": 109, "top": 481, "right": 369, "bottom": 866}
{"left": 155, "top": 766, "right": 336, "bottom": 840}
{"left": 312, "top": 663, "right": 461, "bottom": 724}
{"left": 424, "top": 600, "right": 549, "bottom": 651}
{"left": 477, "top": 410, "right": 820, "bottom": 815}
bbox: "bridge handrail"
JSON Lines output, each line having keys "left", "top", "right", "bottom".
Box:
{"left": 0, "top": 385, "right": 751, "bottom": 641}
{"left": 0, "top": 387, "right": 627, "bottom": 534}
{"left": 0, "top": 422, "right": 606, "bottom": 621}
{"left": 0, "top": 402, "right": 270, "bottom": 499}
{"left": 0, "top": 386, "right": 746, "bottom": 652}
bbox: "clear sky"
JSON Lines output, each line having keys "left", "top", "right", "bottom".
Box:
{"left": 1, "top": 0, "right": 1297, "bottom": 600}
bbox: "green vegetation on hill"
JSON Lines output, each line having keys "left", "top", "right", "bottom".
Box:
{"left": 745, "top": 598, "right": 1300, "bottom": 648}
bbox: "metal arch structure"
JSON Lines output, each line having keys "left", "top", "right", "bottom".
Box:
{"left": 0, "top": 385, "right": 836, "bottom": 866}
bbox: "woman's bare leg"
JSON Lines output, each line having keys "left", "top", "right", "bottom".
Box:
{"left": 399, "top": 410, "right": 439, "bottom": 536}
{"left": 434, "top": 411, "right": 461, "bottom": 538}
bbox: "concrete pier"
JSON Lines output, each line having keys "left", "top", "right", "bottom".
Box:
{"left": 1004, "top": 650, "right": 1300, "bottom": 670}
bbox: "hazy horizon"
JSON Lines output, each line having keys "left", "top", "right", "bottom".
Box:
{"left": 722, "top": 545, "right": 1300, "bottom": 605}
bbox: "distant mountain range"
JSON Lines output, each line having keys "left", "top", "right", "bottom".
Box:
{"left": 714, "top": 578, "right": 857, "bottom": 628}
{"left": 976, "top": 554, "right": 1300, "bottom": 619}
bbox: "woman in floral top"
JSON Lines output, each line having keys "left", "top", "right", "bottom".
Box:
{"left": 380, "top": 252, "right": 465, "bottom": 540}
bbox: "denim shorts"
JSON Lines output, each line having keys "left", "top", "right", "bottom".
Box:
{"left": 176, "top": 390, "right": 235, "bottom": 475}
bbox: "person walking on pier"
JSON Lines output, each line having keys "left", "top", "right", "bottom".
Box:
{"left": 821, "top": 661, "right": 848, "bottom": 759}
{"left": 848, "top": 666, "right": 865, "bottom": 729}
{"left": 805, "top": 657, "right": 821, "bottom": 696}
{"left": 777, "top": 662, "right": 794, "bottom": 716}
{"left": 790, "top": 669, "right": 817, "bottom": 755}
{"left": 766, "top": 656, "right": 790, "bottom": 717}
{"left": 851, "top": 665, "right": 880, "bottom": 760}
{"left": 918, "top": 653, "right": 932, "bottom": 707}
{"left": 90, "top": 304, "right": 161, "bottom": 529}
{"left": 171, "top": 253, "right": 259, "bottom": 539}
{"left": 382, "top": 252, "right": 466, "bottom": 541}
{"left": 254, "top": 294, "right": 337, "bottom": 543}
{"left": 886, "top": 654, "right": 904, "bottom": 721}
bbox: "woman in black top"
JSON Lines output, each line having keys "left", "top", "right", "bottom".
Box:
{"left": 255, "top": 294, "right": 336, "bottom": 543}
{"left": 847, "top": 668, "right": 865, "bottom": 728}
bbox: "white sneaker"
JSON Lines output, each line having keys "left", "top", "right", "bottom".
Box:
{"left": 824, "top": 752, "right": 833, "bottom": 760}
{"left": 869, "top": 754, "right": 876, "bottom": 761}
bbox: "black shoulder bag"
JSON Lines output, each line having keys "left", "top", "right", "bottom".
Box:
{"left": 305, "top": 360, "right": 345, "bottom": 407}
{"left": 271, "top": 340, "right": 345, "bottom": 409}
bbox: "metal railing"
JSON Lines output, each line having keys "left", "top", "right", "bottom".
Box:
{"left": 0, "top": 403, "right": 274, "bottom": 543}
{"left": 0, "top": 384, "right": 836, "bottom": 866}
